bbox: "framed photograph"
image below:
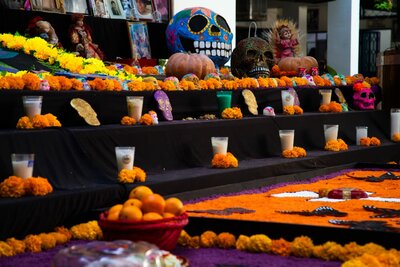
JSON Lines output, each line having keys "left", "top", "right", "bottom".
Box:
{"left": 2, "top": 0, "right": 26, "bottom": 10}
{"left": 131, "top": 0, "right": 154, "bottom": 21}
{"left": 105, "top": 0, "right": 125, "bottom": 19}
{"left": 64, "top": 0, "right": 89, "bottom": 14}
{"left": 30, "top": 0, "right": 66, "bottom": 13}
{"left": 118, "top": 0, "right": 135, "bottom": 20}
{"left": 88, "top": 0, "right": 109, "bottom": 17}
{"left": 127, "top": 21, "right": 152, "bottom": 59}
{"left": 151, "top": 0, "right": 169, "bottom": 23}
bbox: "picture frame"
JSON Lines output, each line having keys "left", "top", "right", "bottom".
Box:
{"left": 105, "top": 0, "right": 125, "bottom": 19}
{"left": 88, "top": 0, "right": 110, "bottom": 18}
{"left": 64, "top": 0, "right": 89, "bottom": 14}
{"left": 30, "top": 0, "right": 66, "bottom": 13}
{"left": 2, "top": 0, "right": 26, "bottom": 10}
{"left": 131, "top": 0, "right": 154, "bottom": 21}
{"left": 118, "top": 0, "right": 135, "bottom": 20}
{"left": 151, "top": 0, "right": 169, "bottom": 23}
{"left": 127, "top": 21, "right": 152, "bottom": 59}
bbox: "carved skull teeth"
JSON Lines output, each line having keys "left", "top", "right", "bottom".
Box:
{"left": 193, "top": 41, "right": 230, "bottom": 58}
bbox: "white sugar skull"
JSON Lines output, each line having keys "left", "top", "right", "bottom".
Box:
{"left": 39, "top": 79, "right": 50, "bottom": 91}
{"left": 263, "top": 106, "right": 275, "bottom": 116}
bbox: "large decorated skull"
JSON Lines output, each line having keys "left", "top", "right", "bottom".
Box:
{"left": 165, "top": 7, "right": 233, "bottom": 67}
{"left": 353, "top": 87, "right": 375, "bottom": 110}
{"left": 231, "top": 37, "right": 273, "bottom": 78}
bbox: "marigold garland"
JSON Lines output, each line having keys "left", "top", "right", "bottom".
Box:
{"left": 324, "top": 139, "right": 348, "bottom": 151}
{"left": 360, "top": 137, "right": 381, "bottom": 146}
{"left": 16, "top": 114, "right": 61, "bottom": 129}
{"left": 282, "top": 146, "right": 307, "bottom": 158}
{"left": 70, "top": 220, "right": 103, "bottom": 240}
{"left": 117, "top": 166, "right": 147, "bottom": 183}
{"left": 121, "top": 116, "right": 137, "bottom": 125}
{"left": 221, "top": 107, "right": 243, "bottom": 119}
{"left": 283, "top": 105, "right": 303, "bottom": 115}
{"left": 211, "top": 152, "right": 239, "bottom": 168}
{"left": 0, "top": 176, "right": 53, "bottom": 198}
{"left": 319, "top": 101, "right": 342, "bottom": 113}
{"left": 24, "top": 177, "right": 53, "bottom": 196}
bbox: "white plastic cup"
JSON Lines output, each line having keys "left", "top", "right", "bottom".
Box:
{"left": 211, "top": 137, "right": 229, "bottom": 155}
{"left": 11, "top": 153, "right": 34, "bottom": 179}
{"left": 126, "top": 96, "right": 144, "bottom": 121}
{"left": 324, "top": 124, "right": 339, "bottom": 142}
{"left": 356, "top": 126, "right": 368, "bottom": 145}
{"left": 22, "top": 96, "right": 43, "bottom": 120}
{"left": 391, "top": 108, "right": 400, "bottom": 141}
{"left": 281, "top": 90, "right": 294, "bottom": 107}
{"left": 115, "top": 146, "right": 135, "bottom": 172}
{"left": 319, "top": 89, "right": 332, "bottom": 105}
{"left": 279, "top": 130, "right": 295, "bottom": 151}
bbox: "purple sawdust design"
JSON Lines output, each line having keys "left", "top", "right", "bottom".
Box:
{"left": 347, "top": 171, "right": 400, "bottom": 182}
{"left": 328, "top": 220, "right": 400, "bottom": 232}
{"left": 277, "top": 206, "right": 348, "bottom": 217}
{"left": 363, "top": 205, "right": 400, "bottom": 218}
{"left": 187, "top": 207, "right": 255, "bottom": 215}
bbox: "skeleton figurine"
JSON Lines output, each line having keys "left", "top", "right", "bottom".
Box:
{"left": 353, "top": 83, "right": 376, "bottom": 110}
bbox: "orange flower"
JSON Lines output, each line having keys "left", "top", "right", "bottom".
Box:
{"left": 0, "top": 77, "right": 10, "bottom": 89}
{"left": 38, "top": 233, "right": 56, "bottom": 250}
{"left": 24, "top": 235, "right": 42, "bottom": 253}
{"left": 6, "top": 238, "right": 25, "bottom": 255}
{"left": 313, "top": 76, "right": 325, "bottom": 86}
{"left": 217, "top": 232, "right": 236, "bottom": 249}
{"left": 370, "top": 137, "right": 381, "bottom": 146}
{"left": 211, "top": 152, "right": 238, "bottom": 168}
{"left": 283, "top": 106, "right": 295, "bottom": 115}
{"left": 71, "top": 78, "right": 84, "bottom": 90}
{"left": 200, "top": 231, "right": 218, "bottom": 248}
{"left": 142, "top": 66, "right": 158, "bottom": 75}
{"left": 112, "top": 79, "right": 122, "bottom": 91}
{"left": 139, "top": 113, "right": 154, "bottom": 125}
{"left": 392, "top": 133, "right": 400, "bottom": 142}
{"left": 271, "top": 238, "right": 291, "bottom": 256}
{"left": 22, "top": 73, "right": 40, "bottom": 90}
{"left": 282, "top": 147, "right": 307, "bottom": 158}
{"left": 121, "top": 116, "right": 137, "bottom": 125}
{"left": 88, "top": 78, "right": 107, "bottom": 91}
{"left": 127, "top": 80, "right": 145, "bottom": 91}
{"left": 5, "top": 76, "right": 24, "bottom": 90}
{"left": 118, "top": 169, "right": 136, "bottom": 183}
{"left": 359, "top": 137, "right": 371, "bottom": 146}
{"left": 31, "top": 114, "right": 50, "bottom": 128}
{"left": 293, "top": 105, "right": 303, "bottom": 114}
{"left": 160, "top": 80, "right": 178, "bottom": 91}
{"left": 221, "top": 107, "right": 243, "bottom": 119}
{"left": 325, "top": 139, "right": 348, "bottom": 151}
{"left": 133, "top": 166, "right": 146, "bottom": 182}
{"left": 16, "top": 116, "right": 33, "bottom": 129}
{"left": 291, "top": 236, "right": 314, "bottom": 258}
{"left": 0, "top": 176, "right": 26, "bottom": 198}
{"left": 319, "top": 101, "right": 342, "bottom": 113}
{"left": 24, "top": 177, "right": 53, "bottom": 196}
{"left": 220, "top": 67, "right": 230, "bottom": 75}
{"left": 47, "top": 76, "right": 61, "bottom": 91}
{"left": 57, "top": 76, "right": 73, "bottom": 90}
{"left": 271, "top": 65, "right": 280, "bottom": 76}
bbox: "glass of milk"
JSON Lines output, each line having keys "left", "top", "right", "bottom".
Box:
{"left": 211, "top": 137, "right": 229, "bottom": 155}
{"left": 356, "top": 126, "right": 368, "bottom": 145}
{"left": 391, "top": 108, "right": 400, "bottom": 141}
{"left": 279, "top": 130, "right": 295, "bottom": 152}
{"left": 115, "top": 146, "right": 135, "bottom": 172}
{"left": 11, "top": 153, "right": 34, "bottom": 179}
{"left": 319, "top": 90, "right": 332, "bottom": 105}
{"left": 22, "top": 96, "right": 43, "bottom": 120}
{"left": 324, "top": 124, "right": 339, "bottom": 142}
{"left": 281, "top": 90, "right": 294, "bottom": 107}
{"left": 126, "top": 96, "right": 144, "bottom": 121}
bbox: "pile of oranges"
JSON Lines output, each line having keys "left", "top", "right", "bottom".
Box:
{"left": 106, "top": 185, "right": 185, "bottom": 221}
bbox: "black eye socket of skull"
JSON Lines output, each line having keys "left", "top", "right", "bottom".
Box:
{"left": 360, "top": 92, "right": 367, "bottom": 98}
{"left": 369, "top": 92, "right": 375, "bottom": 99}
{"left": 246, "top": 49, "right": 257, "bottom": 58}
{"left": 216, "top": 15, "right": 231, "bottom": 33}
{"left": 188, "top": 15, "right": 208, "bottom": 33}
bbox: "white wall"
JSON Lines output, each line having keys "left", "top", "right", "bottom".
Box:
{"left": 172, "top": 0, "right": 236, "bottom": 49}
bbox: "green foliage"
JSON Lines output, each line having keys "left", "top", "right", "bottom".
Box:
{"left": 374, "top": 0, "right": 393, "bottom": 11}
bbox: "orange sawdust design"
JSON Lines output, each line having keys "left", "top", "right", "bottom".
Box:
{"left": 184, "top": 170, "right": 400, "bottom": 229}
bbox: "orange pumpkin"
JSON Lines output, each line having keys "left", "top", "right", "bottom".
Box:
{"left": 165, "top": 52, "right": 216, "bottom": 80}
{"left": 278, "top": 56, "right": 318, "bottom": 72}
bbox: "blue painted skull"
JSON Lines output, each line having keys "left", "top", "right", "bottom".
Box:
{"left": 165, "top": 7, "right": 233, "bottom": 67}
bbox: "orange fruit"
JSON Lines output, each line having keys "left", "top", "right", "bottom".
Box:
{"left": 142, "top": 212, "right": 163, "bottom": 221}
{"left": 162, "top": 212, "right": 176, "bottom": 218}
{"left": 108, "top": 204, "right": 123, "bottom": 214}
{"left": 123, "top": 198, "right": 142, "bottom": 209}
{"left": 141, "top": 193, "right": 166, "bottom": 214}
{"left": 129, "top": 186, "right": 153, "bottom": 200}
{"left": 119, "top": 206, "right": 143, "bottom": 221}
{"left": 107, "top": 211, "right": 120, "bottom": 220}
{"left": 164, "top": 197, "right": 185, "bottom": 216}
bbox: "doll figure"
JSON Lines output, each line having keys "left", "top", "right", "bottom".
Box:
{"left": 26, "top": 16, "right": 62, "bottom": 47}
{"left": 68, "top": 14, "right": 105, "bottom": 60}
{"left": 278, "top": 26, "right": 299, "bottom": 59}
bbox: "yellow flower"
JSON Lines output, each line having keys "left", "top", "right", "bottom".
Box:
{"left": 236, "top": 235, "right": 251, "bottom": 251}
{"left": 249, "top": 234, "right": 272, "bottom": 253}
{"left": 291, "top": 236, "right": 314, "bottom": 258}
{"left": 200, "top": 231, "right": 218, "bottom": 248}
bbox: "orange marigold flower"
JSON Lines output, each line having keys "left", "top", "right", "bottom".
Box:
{"left": 211, "top": 152, "right": 238, "bottom": 168}
{"left": 139, "top": 113, "right": 154, "bottom": 125}
{"left": 47, "top": 76, "right": 61, "bottom": 91}
{"left": 178, "top": 230, "right": 192, "bottom": 247}
{"left": 24, "top": 235, "right": 42, "bottom": 253}
{"left": 25, "top": 177, "right": 53, "bottom": 196}
{"left": 338, "top": 139, "right": 348, "bottom": 150}
{"left": 200, "top": 231, "right": 218, "bottom": 248}
{"left": 22, "top": 73, "right": 40, "bottom": 90}
{"left": 57, "top": 76, "right": 73, "bottom": 90}
{"left": 0, "top": 176, "right": 26, "bottom": 198}
{"left": 38, "top": 233, "right": 57, "bottom": 250}
{"left": 369, "top": 137, "right": 381, "bottom": 146}
{"left": 71, "top": 78, "right": 84, "bottom": 90}
{"left": 44, "top": 113, "right": 62, "bottom": 127}
{"left": 16, "top": 116, "right": 33, "bottom": 129}
{"left": 48, "top": 232, "right": 69, "bottom": 245}
{"left": 392, "top": 133, "right": 400, "bottom": 142}
{"left": 0, "top": 77, "right": 10, "bottom": 89}
{"left": 54, "top": 226, "right": 72, "bottom": 241}
{"left": 31, "top": 114, "right": 50, "bottom": 128}
{"left": 133, "top": 166, "right": 146, "bottom": 182}
{"left": 271, "top": 65, "right": 280, "bottom": 75}
{"left": 112, "top": 79, "right": 122, "bottom": 91}
{"left": 217, "top": 232, "right": 236, "bottom": 249}
{"left": 6, "top": 238, "right": 25, "bottom": 255}
{"left": 121, "top": 116, "right": 137, "bottom": 125}
{"left": 0, "top": 241, "right": 14, "bottom": 257}
{"left": 283, "top": 106, "right": 295, "bottom": 115}
{"left": 142, "top": 66, "right": 158, "bottom": 75}
{"left": 236, "top": 235, "right": 251, "bottom": 251}
{"left": 291, "top": 236, "right": 314, "bottom": 258}
{"left": 221, "top": 107, "right": 243, "bottom": 119}
{"left": 118, "top": 169, "right": 136, "bottom": 183}
{"left": 282, "top": 149, "right": 298, "bottom": 158}
{"left": 293, "top": 146, "right": 307, "bottom": 157}
{"left": 271, "top": 238, "right": 291, "bottom": 256}
{"left": 328, "top": 101, "right": 342, "bottom": 113}
{"left": 219, "top": 67, "right": 230, "bottom": 75}
{"left": 294, "top": 105, "right": 303, "bottom": 114}
{"left": 359, "top": 137, "right": 371, "bottom": 146}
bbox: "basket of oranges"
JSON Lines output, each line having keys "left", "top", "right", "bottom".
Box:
{"left": 98, "top": 186, "right": 188, "bottom": 251}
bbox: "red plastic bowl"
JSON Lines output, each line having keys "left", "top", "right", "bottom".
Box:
{"left": 98, "top": 212, "right": 189, "bottom": 251}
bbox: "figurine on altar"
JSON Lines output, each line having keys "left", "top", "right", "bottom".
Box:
{"left": 26, "top": 16, "right": 62, "bottom": 47}
{"left": 68, "top": 14, "right": 105, "bottom": 60}
{"left": 277, "top": 26, "right": 299, "bottom": 60}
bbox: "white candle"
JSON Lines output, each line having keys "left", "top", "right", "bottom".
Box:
{"left": 319, "top": 90, "right": 332, "bottom": 105}
{"left": 115, "top": 147, "right": 135, "bottom": 172}
{"left": 391, "top": 109, "right": 400, "bottom": 140}
{"left": 211, "top": 137, "right": 228, "bottom": 155}
{"left": 11, "top": 154, "right": 34, "bottom": 179}
{"left": 281, "top": 90, "right": 294, "bottom": 107}
{"left": 279, "top": 130, "right": 295, "bottom": 151}
{"left": 23, "top": 96, "right": 42, "bottom": 120}
{"left": 324, "top": 125, "right": 338, "bottom": 142}
{"left": 126, "top": 96, "right": 144, "bottom": 121}
{"left": 356, "top": 126, "right": 368, "bottom": 145}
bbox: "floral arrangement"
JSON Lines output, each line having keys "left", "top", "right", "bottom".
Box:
{"left": 121, "top": 116, "right": 137, "bottom": 125}
{"left": 359, "top": 137, "right": 381, "bottom": 146}
{"left": 283, "top": 105, "right": 303, "bottom": 115}
{"left": 139, "top": 114, "right": 154, "bottom": 125}
{"left": 211, "top": 152, "right": 239, "bottom": 168}
{"left": 0, "top": 176, "right": 53, "bottom": 198}
{"left": 0, "top": 221, "right": 101, "bottom": 256}
{"left": 324, "top": 139, "right": 348, "bottom": 151}
{"left": 141, "top": 66, "right": 158, "bottom": 75}
{"left": 221, "top": 107, "right": 243, "bottom": 119}
{"left": 16, "top": 114, "right": 62, "bottom": 129}
{"left": 319, "top": 101, "right": 343, "bottom": 113}
{"left": 392, "top": 133, "right": 400, "bottom": 142}
{"left": 178, "top": 230, "right": 400, "bottom": 266}
{"left": 117, "top": 166, "right": 146, "bottom": 183}
{"left": 282, "top": 147, "right": 307, "bottom": 158}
